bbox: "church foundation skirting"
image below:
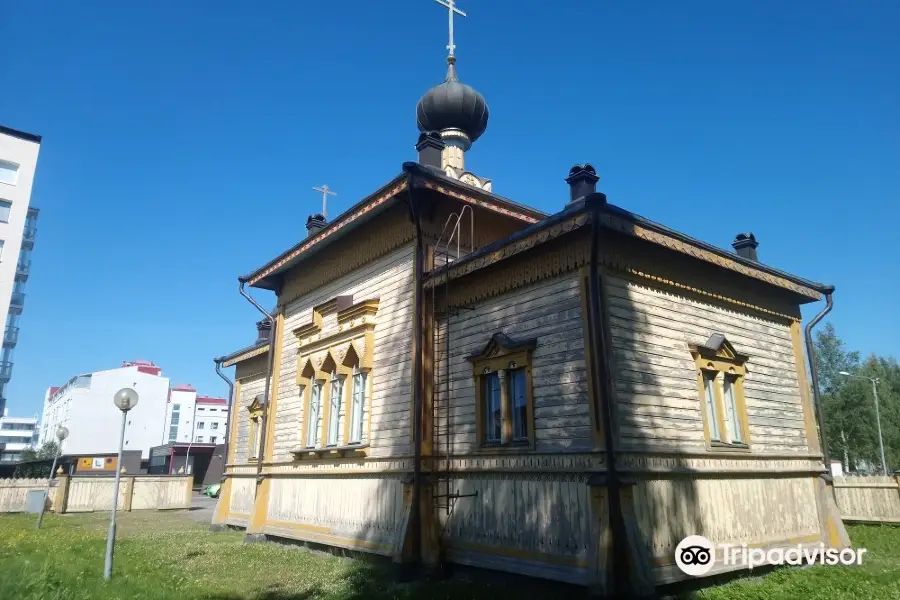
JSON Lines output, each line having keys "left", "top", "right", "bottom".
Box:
{"left": 217, "top": 452, "right": 835, "bottom": 588}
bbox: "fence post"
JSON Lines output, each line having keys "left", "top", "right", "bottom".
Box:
{"left": 53, "top": 474, "right": 70, "bottom": 514}
{"left": 124, "top": 476, "right": 135, "bottom": 512}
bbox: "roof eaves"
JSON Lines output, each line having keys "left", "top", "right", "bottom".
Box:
{"left": 241, "top": 173, "right": 409, "bottom": 289}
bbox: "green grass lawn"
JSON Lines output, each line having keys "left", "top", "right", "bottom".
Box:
{"left": 0, "top": 511, "right": 897, "bottom": 599}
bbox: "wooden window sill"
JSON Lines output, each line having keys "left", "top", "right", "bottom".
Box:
{"left": 290, "top": 444, "right": 370, "bottom": 459}
{"left": 477, "top": 441, "right": 534, "bottom": 453}
{"left": 708, "top": 441, "right": 751, "bottom": 453}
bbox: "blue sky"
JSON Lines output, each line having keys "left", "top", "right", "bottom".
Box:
{"left": 2, "top": 1, "right": 897, "bottom": 417}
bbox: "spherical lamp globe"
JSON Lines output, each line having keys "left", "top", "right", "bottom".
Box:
{"left": 113, "top": 388, "right": 139, "bottom": 412}
{"left": 55, "top": 425, "right": 69, "bottom": 441}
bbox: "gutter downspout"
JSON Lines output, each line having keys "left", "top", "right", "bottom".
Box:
{"left": 402, "top": 165, "right": 425, "bottom": 574}
{"left": 804, "top": 287, "right": 835, "bottom": 471}
{"left": 239, "top": 280, "right": 278, "bottom": 482}
{"left": 585, "top": 195, "right": 628, "bottom": 593}
{"left": 214, "top": 358, "right": 235, "bottom": 483}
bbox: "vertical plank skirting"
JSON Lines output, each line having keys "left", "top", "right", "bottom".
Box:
{"left": 832, "top": 476, "right": 900, "bottom": 524}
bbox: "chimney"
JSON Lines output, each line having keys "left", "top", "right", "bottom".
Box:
{"left": 416, "top": 131, "right": 445, "bottom": 169}
{"left": 565, "top": 164, "right": 599, "bottom": 204}
{"left": 306, "top": 214, "right": 327, "bottom": 238}
{"left": 732, "top": 233, "right": 759, "bottom": 261}
{"left": 256, "top": 318, "right": 272, "bottom": 343}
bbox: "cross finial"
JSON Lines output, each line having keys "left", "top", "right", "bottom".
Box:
{"left": 312, "top": 185, "right": 337, "bottom": 220}
{"left": 434, "top": 0, "right": 466, "bottom": 58}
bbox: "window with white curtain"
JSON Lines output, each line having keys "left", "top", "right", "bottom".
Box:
{"left": 349, "top": 366, "right": 366, "bottom": 444}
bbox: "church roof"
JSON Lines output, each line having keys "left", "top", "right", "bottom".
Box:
{"left": 241, "top": 164, "right": 546, "bottom": 291}
{"left": 424, "top": 193, "right": 831, "bottom": 302}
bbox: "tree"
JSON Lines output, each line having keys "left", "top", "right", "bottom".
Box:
{"left": 814, "top": 323, "right": 900, "bottom": 474}
{"left": 19, "top": 440, "right": 60, "bottom": 463}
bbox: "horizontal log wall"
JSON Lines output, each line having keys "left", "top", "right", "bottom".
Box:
{"left": 833, "top": 476, "right": 900, "bottom": 523}
{"left": 606, "top": 272, "right": 808, "bottom": 453}
{"left": 273, "top": 244, "right": 415, "bottom": 459}
{"left": 437, "top": 273, "right": 589, "bottom": 452}
{"left": 234, "top": 372, "right": 266, "bottom": 464}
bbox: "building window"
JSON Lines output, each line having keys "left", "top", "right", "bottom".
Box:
{"left": 325, "top": 370, "right": 344, "bottom": 446}
{"left": 0, "top": 161, "right": 18, "bottom": 186}
{"left": 305, "top": 381, "right": 323, "bottom": 448}
{"left": 198, "top": 407, "right": 205, "bottom": 412}
{"left": 0, "top": 200, "right": 10, "bottom": 223}
{"left": 348, "top": 366, "right": 366, "bottom": 444}
{"left": 196, "top": 422, "right": 205, "bottom": 430}
{"left": 196, "top": 436, "right": 204, "bottom": 443}
{"left": 248, "top": 416, "right": 260, "bottom": 459}
{"left": 210, "top": 422, "right": 219, "bottom": 430}
{"left": 468, "top": 333, "right": 537, "bottom": 449}
{"left": 210, "top": 436, "right": 217, "bottom": 444}
{"left": 168, "top": 426, "right": 178, "bottom": 442}
{"left": 690, "top": 334, "right": 751, "bottom": 449}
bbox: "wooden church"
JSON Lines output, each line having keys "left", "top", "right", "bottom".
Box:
{"left": 212, "top": 6, "right": 848, "bottom": 596}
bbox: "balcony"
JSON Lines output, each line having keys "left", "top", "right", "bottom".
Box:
{"left": 0, "top": 361, "right": 13, "bottom": 382}
{"left": 22, "top": 226, "right": 36, "bottom": 248}
{"left": 9, "top": 292, "right": 24, "bottom": 309}
{"left": 15, "top": 261, "right": 29, "bottom": 280}
{"left": 2, "top": 327, "right": 18, "bottom": 348}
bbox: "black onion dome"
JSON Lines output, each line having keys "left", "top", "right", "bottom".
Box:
{"left": 416, "top": 57, "right": 489, "bottom": 143}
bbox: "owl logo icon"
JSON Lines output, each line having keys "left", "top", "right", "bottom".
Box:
{"left": 675, "top": 535, "right": 715, "bottom": 576}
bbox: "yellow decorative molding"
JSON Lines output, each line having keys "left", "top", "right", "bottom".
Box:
{"left": 221, "top": 344, "right": 268, "bottom": 368}
{"left": 600, "top": 213, "right": 823, "bottom": 301}
{"left": 279, "top": 205, "right": 415, "bottom": 305}
{"left": 421, "top": 180, "right": 541, "bottom": 224}
{"left": 337, "top": 298, "right": 380, "bottom": 324}
{"left": 249, "top": 180, "right": 408, "bottom": 286}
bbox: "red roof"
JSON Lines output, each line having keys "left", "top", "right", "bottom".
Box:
{"left": 196, "top": 395, "right": 227, "bottom": 405}
{"left": 171, "top": 384, "right": 196, "bottom": 392}
{"left": 137, "top": 365, "right": 162, "bottom": 375}
{"left": 49, "top": 386, "right": 60, "bottom": 396}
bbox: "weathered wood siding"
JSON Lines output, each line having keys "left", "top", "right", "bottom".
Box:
{"left": 0, "top": 478, "right": 53, "bottom": 513}
{"left": 227, "top": 476, "right": 256, "bottom": 526}
{"left": 272, "top": 244, "right": 415, "bottom": 460}
{"left": 437, "top": 273, "right": 590, "bottom": 452}
{"left": 234, "top": 371, "right": 266, "bottom": 463}
{"left": 633, "top": 474, "right": 821, "bottom": 583}
{"left": 264, "top": 476, "right": 404, "bottom": 554}
{"left": 443, "top": 474, "right": 592, "bottom": 584}
{"left": 833, "top": 476, "right": 900, "bottom": 523}
{"left": 606, "top": 273, "right": 808, "bottom": 453}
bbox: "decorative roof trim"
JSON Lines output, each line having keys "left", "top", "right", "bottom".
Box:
{"left": 221, "top": 344, "right": 268, "bottom": 368}
{"left": 421, "top": 180, "right": 539, "bottom": 224}
{"left": 246, "top": 179, "right": 409, "bottom": 286}
{"left": 688, "top": 333, "right": 749, "bottom": 365}
{"left": 599, "top": 213, "right": 823, "bottom": 301}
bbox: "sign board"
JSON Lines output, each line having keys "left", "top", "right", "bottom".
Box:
{"left": 76, "top": 456, "right": 118, "bottom": 472}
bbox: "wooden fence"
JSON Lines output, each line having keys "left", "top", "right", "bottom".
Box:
{"left": 0, "top": 474, "right": 192, "bottom": 514}
{"left": 833, "top": 476, "right": 900, "bottom": 524}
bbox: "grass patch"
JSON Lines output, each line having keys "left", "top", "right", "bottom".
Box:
{"left": 0, "top": 511, "right": 897, "bottom": 599}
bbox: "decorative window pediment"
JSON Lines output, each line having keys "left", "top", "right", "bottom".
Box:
{"left": 245, "top": 394, "right": 265, "bottom": 415}
{"left": 689, "top": 333, "right": 748, "bottom": 366}
{"left": 468, "top": 332, "right": 537, "bottom": 450}
{"left": 689, "top": 333, "right": 751, "bottom": 450}
{"left": 467, "top": 332, "right": 537, "bottom": 363}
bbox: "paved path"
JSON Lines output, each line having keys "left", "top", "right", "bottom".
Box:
{"left": 186, "top": 491, "right": 218, "bottom": 524}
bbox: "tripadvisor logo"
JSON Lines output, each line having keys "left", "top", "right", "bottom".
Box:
{"left": 675, "top": 535, "right": 715, "bottom": 576}
{"left": 675, "top": 535, "right": 868, "bottom": 576}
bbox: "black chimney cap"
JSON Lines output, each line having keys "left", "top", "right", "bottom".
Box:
{"left": 416, "top": 131, "right": 445, "bottom": 169}
{"left": 306, "top": 213, "right": 327, "bottom": 238}
{"left": 732, "top": 233, "right": 759, "bottom": 261}
{"left": 565, "top": 163, "right": 600, "bottom": 204}
{"left": 256, "top": 318, "right": 272, "bottom": 342}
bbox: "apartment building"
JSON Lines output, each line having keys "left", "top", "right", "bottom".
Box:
{"left": 0, "top": 412, "right": 38, "bottom": 463}
{"left": 163, "top": 384, "right": 229, "bottom": 445}
{"left": 0, "top": 125, "right": 41, "bottom": 416}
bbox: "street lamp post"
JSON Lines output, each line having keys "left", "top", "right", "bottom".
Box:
{"left": 35, "top": 425, "right": 69, "bottom": 529}
{"left": 104, "top": 387, "right": 139, "bottom": 580}
{"left": 839, "top": 371, "right": 888, "bottom": 475}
